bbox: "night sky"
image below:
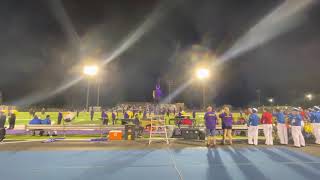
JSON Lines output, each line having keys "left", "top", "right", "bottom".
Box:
{"left": 0, "top": 0, "right": 320, "bottom": 108}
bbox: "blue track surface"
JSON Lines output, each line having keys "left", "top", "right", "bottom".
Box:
{"left": 1, "top": 147, "right": 320, "bottom": 180}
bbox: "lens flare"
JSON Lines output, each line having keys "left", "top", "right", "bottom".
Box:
{"left": 163, "top": 0, "right": 314, "bottom": 104}
{"left": 7, "top": 0, "right": 178, "bottom": 106}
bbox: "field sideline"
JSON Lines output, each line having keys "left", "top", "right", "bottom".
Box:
{"left": 10, "top": 112, "right": 245, "bottom": 126}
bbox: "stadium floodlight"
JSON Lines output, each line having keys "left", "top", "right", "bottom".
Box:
{"left": 195, "top": 68, "right": 210, "bottom": 110}
{"left": 305, "top": 93, "right": 313, "bottom": 101}
{"left": 268, "top": 98, "right": 274, "bottom": 103}
{"left": 83, "top": 65, "right": 98, "bottom": 111}
{"left": 83, "top": 65, "right": 98, "bottom": 76}
{"left": 196, "top": 68, "right": 209, "bottom": 80}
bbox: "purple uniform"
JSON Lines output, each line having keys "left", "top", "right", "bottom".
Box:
{"left": 124, "top": 112, "right": 129, "bottom": 119}
{"left": 101, "top": 111, "right": 107, "bottom": 119}
{"left": 204, "top": 111, "right": 217, "bottom": 130}
{"left": 219, "top": 113, "right": 233, "bottom": 129}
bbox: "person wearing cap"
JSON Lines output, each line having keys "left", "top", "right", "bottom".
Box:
{"left": 247, "top": 108, "right": 260, "bottom": 145}
{"left": 311, "top": 106, "right": 320, "bottom": 144}
{"left": 288, "top": 108, "right": 305, "bottom": 148}
{"left": 261, "top": 108, "right": 273, "bottom": 145}
{"left": 204, "top": 106, "right": 218, "bottom": 147}
{"left": 273, "top": 108, "right": 288, "bottom": 145}
{"left": 219, "top": 106, "right": 233, "bottom": 145}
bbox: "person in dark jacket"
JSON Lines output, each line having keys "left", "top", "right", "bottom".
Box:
{"left": 133, "top": 114, "right": 144, "bottom": 137}
{"left": 57, "top": 111, "right": 63, "bottom": 125}
{"left": 90, "top": 108, "right": 94, "bottom": 121}
{"left": 0, "top": 111, "right": 7, "bottom": 142}
{"left": 8, "top": 113, "right": 16, "bottom": 129}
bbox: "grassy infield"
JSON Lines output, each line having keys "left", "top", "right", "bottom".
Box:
{"left": 7, "top": 111, "right": 245, "bottom": 141}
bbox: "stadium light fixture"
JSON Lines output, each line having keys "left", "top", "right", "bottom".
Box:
{"left": 83, "top": 65, "right": 98, "bottom": 76}
{"left": 305, "top": 93, "right": 313, "bottom": 101}
{"left": 268, "top": 98, "right": 274, "bottom": 103}
{"left": 196, "top": 68, "right": 209, "bottom": 80}
{"left": 83, "top": 65, "right": 98, "bottom": 111}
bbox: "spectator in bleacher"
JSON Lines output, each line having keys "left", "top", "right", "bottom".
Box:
{"left": 57, "top": 111, "right": 63, "bottom": 125}
{"left": 261, "top": 108, "right": 273, "bottom": 145}
{"left": 90, "top": 107, "right": 94, "bottom": 121}
{"left": 8, "top": 113, "right": 16, "bottom": 129}
{"left": 247, "top": 108, "right": 260, "bottom": 145}
{"left": 219, "top": 106, "right": 233, "bottom": 145}
{"left": 143, "top": 110, "right": 147, "bottom": 119}
{"left": 204, "top": 106, "right": 218, "bottom": 147}
{"left": 101, "top": 110, "right": 108, "bottom": 125}
{"left": 124, "top": 111, "right": 129, "bottom": 119}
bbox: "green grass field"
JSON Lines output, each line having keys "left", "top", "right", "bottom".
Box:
{"left": 12, "top": 111, "right": 245, "bottom": 126}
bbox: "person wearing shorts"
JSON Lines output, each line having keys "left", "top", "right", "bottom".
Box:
{"left": 219, "top": 106, "right": 233, "bottom": 145}
{"left": 204, "top": 106, "right": 217, "bottom": 147}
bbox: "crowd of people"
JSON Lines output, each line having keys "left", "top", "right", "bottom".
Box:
{"left": 204, "top": 105, "right": 320, "bottom": 148}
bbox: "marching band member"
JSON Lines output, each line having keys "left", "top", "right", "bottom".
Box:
{"left": 273, "top": 108, "right": 288, "bottom": 145}
{"left": 311, "top": 106, "right": 320, "bottom": 144}
{"left": 288, "top": 108, "right": 305, "bottom": 148}
{"left": 247, "top": 108, "right": 260, "bottom": 145}
{"left": 261, "top": 108, "right": 273, "bottom": 145}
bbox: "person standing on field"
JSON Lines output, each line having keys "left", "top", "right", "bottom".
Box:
{"left": 204, "top": 106, "right": 218, "bottom": 147}
{"left": 310, "top": 106, "right": 320, "bottom": 144}
{"left": 90, "top": 107, "right": 94, "bottom": 121}
{"left": 273, "top": 108, "right": 288, "bottom": 145}
{"left": 261, "top": 108, "right": 273, "bottom": 145}
{"left": 57, "top": 111, "right": 63, "bottom": 125}
{"left": 219, "top": 106, "right": 233, "bottom": 145}
{"left": 8, "top": 113, "right": 16, "bottom": 130}
{"left": 247, "top": 108, "right": 260, "bottom": 146}
{"left": 288, "top": 107, "right": 305, "bottom": 148}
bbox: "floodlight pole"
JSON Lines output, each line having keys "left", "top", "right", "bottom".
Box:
{"left": 86, "top": 79, "right": 90, "bottom": 111}
{"left": 97, "top": 78, "right": 100, "bottom": 107}
{"left": 202, "top": 83, "right": 206, "bottom": 110}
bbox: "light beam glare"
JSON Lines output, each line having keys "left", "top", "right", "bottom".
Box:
{"left": 219, "top": 0, "right": 313, "bottom": 64}
{"left": 161, "top": 79, "right": 194, "bottom": 104}
{"left": 163, "top": 0, "right": 314, "bottom": 105}
{"left": 8, "top": 0, "right": 178, "bottom": 106}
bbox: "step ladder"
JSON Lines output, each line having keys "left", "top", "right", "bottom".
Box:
{"left": 148, "top": 115, "right": 169, "bottom": 145}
